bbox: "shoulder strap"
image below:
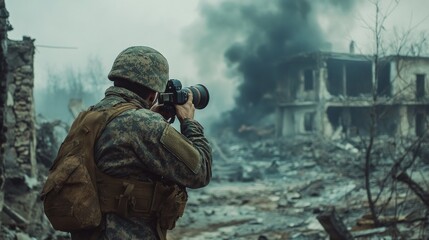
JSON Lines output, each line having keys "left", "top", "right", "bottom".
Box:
{"left": 83, "top": 102, "right": 139, "bottom": 188}
{"left": 48, "top": 102, "right": 138, "bottom": 172}
{"left": 68, "top": 102, "right": 139, "bottom": 240}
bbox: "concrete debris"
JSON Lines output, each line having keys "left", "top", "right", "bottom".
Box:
{"left": 169, "top": 136, "right": 429, "bottom": 240}
{"left": 15, "top": 232, "right": 36, "bottom": 240}
{"left": 35, "top": 118, "right": 68, "bottom": 168}
{"left": 24, "top": 175, "right": 38, "bottom": 190}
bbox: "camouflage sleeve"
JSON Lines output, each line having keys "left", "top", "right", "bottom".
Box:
{"left": 180, "top": 118, "right": 212, "bottom": 185}
{"left": 96, "top": 108, "right": 212, "bottom": 189}
{"left": 157, "top": 118, "right": 212, "bottom": 188}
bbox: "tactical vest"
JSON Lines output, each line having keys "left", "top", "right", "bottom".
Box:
{"left": 40, "top": 102, "right": 187, "bottom": 240}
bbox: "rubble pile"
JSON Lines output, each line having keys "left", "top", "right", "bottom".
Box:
{"left": 1, "top": 133, "right": 428, "bottom": 240}
{"left": 0, "top": 119, "right": 69, "bottom": 240}
{"left": 170, "top": 136, "right": 429, "bottom": 240}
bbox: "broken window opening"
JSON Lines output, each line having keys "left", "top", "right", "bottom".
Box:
{"left": 304, "top": 69, "right": 314, "bottom": 91}
{"left": 304, "top": 112, "right": 315, "bottom": 132}
{"left": 327, "top": 59, "right": 372, "bottom": 97}
{"left": 346, "top": 61, "right": 372, "bottom": 97}
{"left": 327, "top": 107, "right": 341, "bottom": 130}
{"left": 327, "top": 59, "right": 345, "bottom": 96}
{"left": 327, "top": 106, "right": 398, "bottom": 137}
{"left": 416, "top": 74, "right": 426, "bottom": 99}
{"left": 377, "top": 61, "right": 391, "bottom": 97}
{"left": 415, "top": 111, "right": 426, "bottom": 137}
{"left": 373, "top": 106, "right": 398, "bottom": 135}
{"left": 327, "top": 107, "right": 351, "bottom": 136}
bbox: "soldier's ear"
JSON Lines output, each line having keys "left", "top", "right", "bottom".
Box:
{"left": 147, "top": 92, "right": 158, "bottom": 104}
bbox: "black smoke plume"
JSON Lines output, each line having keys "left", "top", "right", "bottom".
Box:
{"left": 189, "top": 0, "right": 359, "bottom": 136}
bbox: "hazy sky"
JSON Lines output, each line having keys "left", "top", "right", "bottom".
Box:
{"left": 5, "top": 0, "right": 429, "bottom": 128}
{"left": 6, "top": 0, "right": 202, "bottom": 87}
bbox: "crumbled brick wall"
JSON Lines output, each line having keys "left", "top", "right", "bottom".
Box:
{"left": 1, "top": 37, "right": 44, "bottom": 235}
{"left": 0, "top": 8, "right": 41, "bottom": 236}
{"left": 4, "top": 37, "right": 37, "bottom": 179}
{"left": 0, "top": 0, "right": 10, "bottom": 228}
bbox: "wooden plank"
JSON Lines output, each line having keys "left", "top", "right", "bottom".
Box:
{"left": 352, "top": 227, "right": 388, "bottom": 238}
{"left": 3, "top": 204, "right": 29, "bottom": 225}
{"left": 396, "top": 172, "right": 429, "bottom": 208}
{"left": 317, "top": 207, "right": 353, "bottom": 240}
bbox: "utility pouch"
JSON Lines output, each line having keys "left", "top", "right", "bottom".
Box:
{"left": 41, "top": 155, "right": 101, "bottom": 231}
{"left": 158, "top": 187, "right": 188, "bottom": 230}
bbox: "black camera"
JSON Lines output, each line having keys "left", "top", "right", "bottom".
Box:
{"left": 158, "top": 79, "right": 209, "bottom": 109}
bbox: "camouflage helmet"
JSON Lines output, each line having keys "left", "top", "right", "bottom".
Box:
{"left": 108, "top": 46, "right": 169, "bottom": 92}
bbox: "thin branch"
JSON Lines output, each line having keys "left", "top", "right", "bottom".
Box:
{"left": 36, "top": 44, "right": 78, "bottom": 50}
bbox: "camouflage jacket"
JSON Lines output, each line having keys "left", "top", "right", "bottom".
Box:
{"left": 91, "top": 86, "right": 212, "bottom": 239}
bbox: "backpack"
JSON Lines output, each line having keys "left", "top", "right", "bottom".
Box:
{"left": 40, "top": 102, "right": 137, "bottom": 231}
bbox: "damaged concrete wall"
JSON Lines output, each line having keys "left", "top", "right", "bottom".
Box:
{"left": 277, "top": 53, "right": 334, "bottom": 136}
{"left": 391, "top": 57, "right": 429, "bottom": 100}
{"left": 277, "top": 52, "right": 429, "bottom": 138}
{"left": 278, "top": 105, "right": 320, "bottom": 136}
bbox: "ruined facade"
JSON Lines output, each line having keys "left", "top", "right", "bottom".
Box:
{"left": 0, "top": 1, "right": 42, "bottom": 236}
{"left": 1, "top": 37, "right": 39, "bottom": 230}
{"left": 4, "top": 37, "right": 37, "bottom": 179}
{"left": 276, "top": 52, "right": 429, "bottom": 138}
{"left": 0, "top": 0, "right": 10, "bottom": 227}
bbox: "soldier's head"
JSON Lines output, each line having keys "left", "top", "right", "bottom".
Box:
{"left": 108, "top": 46, "right": 169, "bottom": 102}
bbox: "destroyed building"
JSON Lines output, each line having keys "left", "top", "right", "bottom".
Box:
{"left": 0, "top": 1, "right": 47, "bottom": 238}
{"left": 276, "top": 51, "right": 429, "bottom": 138}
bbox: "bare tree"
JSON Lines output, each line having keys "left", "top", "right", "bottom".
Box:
{"left": 39, "top": 56, "right": 108, "bottom": 123}
{"left": 360, "top": 0, "right": 429, "bottom": 237}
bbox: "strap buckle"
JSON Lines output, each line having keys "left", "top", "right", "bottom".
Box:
{"left": 116, "top": 182, "right": 135, "bottom": 218}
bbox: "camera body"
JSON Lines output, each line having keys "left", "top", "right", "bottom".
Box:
{"left": 158, "top": 79, "right": 209, "bottom": 110}
{"left": 158, "top": 79, "right": 189, "bottom": 106}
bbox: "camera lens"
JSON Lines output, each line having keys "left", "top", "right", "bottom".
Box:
{"left": 187, "top": 84, "right": 210, "bottom": 109}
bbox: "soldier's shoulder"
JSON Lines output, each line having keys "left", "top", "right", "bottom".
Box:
{"left": 92, "top": 97, "right": 125, "bottom": 111}
{"left": 104, "top": 108, "right": 167, "bottom": 138}
{"left": 133, "top": 108, "right": 164, "bottom": 120}
{"left": 118, "top": 107, "right": 167, "bottom": 128}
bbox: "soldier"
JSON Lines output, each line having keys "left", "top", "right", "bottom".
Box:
{"left": 73, "top": 46, "right": 212, "bottom": 239}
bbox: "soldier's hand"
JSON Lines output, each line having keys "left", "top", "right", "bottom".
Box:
{"left": 175, "top": 92, "right": 195, "bottom": 124}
